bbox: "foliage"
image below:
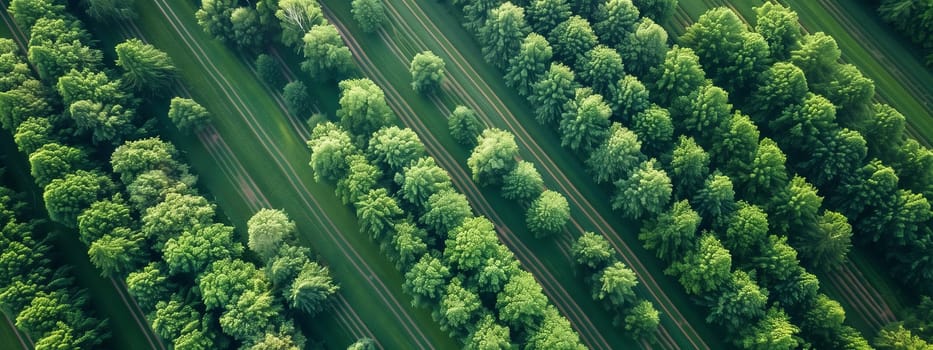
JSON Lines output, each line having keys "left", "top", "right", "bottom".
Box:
{"left": 248, "top": 209, "right": 297, "bottom": 261}
{"left": 723, "top": 201, "right": 769, "bottom": 259}
{"left": 612, "top": 159, "right": 672, "bottom": 219}
{"left": 444, "top": 217, "right": 500, "bottom": 272}
{"left": 649, "top": 46, "right": 706, "bottom": 107}
{"left": 337, "top": 79, "right": 394, "bottom": 141}
{"left": 77, "top": 197, "right": 132, "bottom": 246}
{"left": 640, "top": 199, "right": 700, "bottom": 263}
{"left": 115, "top": 39, "right": 175, "bottom": 95}
{"left": 481, "top": 2, "right": 530, "bottom": 68}
{"left": 168, "top": 97, "right": 210, "bottom": 133}
{"left": 753, "top": 2, "right": 801, "bottom": 60}
{"left": 164, "top": 224, "right": 243, "bottom": 276}
{"left": 579, "top": 45, "right": 624, "bottom": 97}
{"left": 421, "top": 189, "right": 473, "bottom": 236}
{"left": 337, "top": 154, "right": 382, "bottom": 205}
{"left": 29, "top": 143, "right": 89, "bottom": 188}
{"left": 530, "top": 62, "right": 577, "bottom": 125}
{"left": 594, "top": 0, "right": 640, "bottom": 47}
{"left": 527, "top": 0, "right": 571, "bottom": 34}
{"left": 526, "top": 190, "right": 570, "bottom": 238}
{"left": 276, "top": 0, "right": 324, "bottom": 48}
{"left": 625, "top": 300, "right": 660, "bottom": 341}
{"left": 410, "top": 51, "right": 446, "bottom": 94}
{"left": 141, "top": 192, "right": 215, "bottom": 251}
{"left": 593, "top": 261, "right": 637, "bottom": 307}
{"left": 283, "top": 81, "right": 313, "bottom": 119}
{"left": 505, "top": 33, "right": 553, "bottom": 97}
{"left": 559, "top": 88, "right": 611, "bottom": 153}
{"left": 404, "top": 255, "right": 450, "bottom": 307}
{"left": 351, "top": 0, "right": 387, "bottom": 33}
{"left": 301, "top": 24, "right": 354, "bottom": 79}
{"left": 501, "top": 160, "right": 544, "bottom": 202}
{"left": 288, "top": 262, "right": 339, "bottom": 315}
{"left": 368, "top": 126, "right": 425, "bottom": 172}
{"left": 619, "top": 18, "right": 668, "bottom": 78}
{"left": 497, "top": 270, "right": 547, "bottom": 331}
{"left": 526, "top": 306, "right": 586, "bottom": 349}
{"left": 468, "top": 128, "right": 519, "bottom": 186}
{"left": 307, "top": 122, "right": 358, "bottom": 182}
{"left": 43, "top": 170, "right": 114, "bottom": 228}
{"left": 448, "top": 105, "right": 483, "bottom": 147}
{"left": 548, "top": 15, "right": 597, "bottom": 67}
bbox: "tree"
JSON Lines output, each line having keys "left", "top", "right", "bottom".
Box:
{"left": 526, "top": 306, "right": 585, "bottom": 350}
{"left": 0, "top": 80, "right": 53, "bottom": 132}
{"left": 770, "top": 93, "right": 836, "bottom": 151}
{"left": 307, "top": 122, "right": 358, "bottom": 182}
{"left": 289, "top": 261, "right": 339, "bottom": 315}
{"left": 619, "top": 18, "right": 669, "bottom": 78}
{"left": 221, "top": 289, "right": 280, "bottom": 342}
{"left": 593, "top": 261, "right": 637, "bottom": 307}
{"left": 585, "top": 123, "right": 642, "bottom": 184}
{"left": 449, "top": 106, "right": 483, "bottom": 147}
{"left": 150, "top": 293, "right": 201, "bottom": 340}
{"left": 126, "top": 170, "right": 193, "bottom": 212}
{"left": 580, "top": 46, "right": 624, "bottom": 97}
{"left": 737, "top": 308, "right": 800, "bottom": 349}
{"left": 632, "top": 0, "right": 676, "bottom": 22}
{"left": 560, "top": 89, "right": 611, "bottom": 153}
{"left": 526, "top": 190, "right": 570, "bottom": 238}
{"left": 461, "top": 0, "right": 503, "bottom": 33}
{"left": 168, "top": 97, "right": 210, "bottom": 133}
{"left": 739, "top": 138, "right": 788, "bottom": 205}
{"left": 126, "top": 262, "right": 172, "bottom": 313}
{"left": 631, "top": 105, "right": 673, "bottom": 157}
{"left": 163, "top": 224, "right": 243, "bottom": 276}
{"left": 527, "top": 0, "right": 571, "bottom": 34}
{"left": 66, "top": 100, "right": 138, "bottom": 146}
{"left": 27, "top": 22, "right": 103, "bottom": 83}
{"left": 347, "top": 338, "right": 376, "bottom": 350}
{"left": 390, "top": 221, "right": 428, "bottom": 271}
{"left": 77, "top": 197, "right": 132, "bottom": 246}
{"left": 199, "top": 259, "right": 267, "bottom": 310}
{"left": 141, "top": 192, "right": 216, "bottom": 251}
{"left": 754, "top": 2, "right": 800, "bottom": 60}
{"left": 396, "top": 156, "right": 453, "bottom": 209}
{"left": 367, "top": 126, "right": 425, "bottom": 172}
{"left": 114, "top": 38, "right": 174, "bottom": 95}
{"left": 421, "top": 189, "right": 473, "bottom": 236}
{"left": 666, "top": 233, "right": 732, "bottom": 295}
{"left": 548, "top": 16, "right": 597, "bottom": 68}
{"left": 711, "top": 112, "right": 760, "bottom": 177}
{"left": 404, "top": 255, "right": 450, "bottom": 307}
{"left": 301, "top": 24, "right": 354, "bottom": 79}
{"left": 351, "top": 0, "right": 387, "bottom": 32}
{"left": 337, "top": 79, "right": 394, "bottom": 140}
{"left": 817, "top": 63, "right": 875, "bottom": 112}
{"left": 110, "top": 137, "right": 187, "bottom": 185}
{"left": 8, "top": 0, "right": 65, "bottom": 33}
{"left": 437, "top": 278, "right": 482, "bottom": 338}
{"left": 497, "top": 270, "right": 547, "bottom": 331}
{"left": 681, "top": 8, "right": 770, "bottom": 94}
{"left": 410, "top": 51, "right": 446, "bottom": 94}
{"left": 268, "top": 245, "right": 312, "bottom": 287}
{"left": 196, "top": 0, "right": 236, "bottom": 42}
{"left": 464, "top": 314, "right": 512, "bottom": 350}
{"left": 230, "top": 7, "right": 263, "bottom": 49}
{"left": 706, "top": 270, "right": 767, "bottom": 332}
{"left": 505, "top": 33, "right": 553, "bottom": 97}
{"left": 723, "top": 202, "right": 769, "bottom": 259}
{"left": 625, "top": 301, "right": 660, "bottom": 341}
{"left": 801, "top": 294, "right": 847, "bottom": 347}
{"left": 795, "top": 211, "right": 852, "bottom": 271}
{"left": 649, "top": 46, "right": 707, "bottom": 107}
{"left": 770, "top": 175, "right": 822, "bottom": 235}
{"left": 256, "top": 54, "right": 284, "bottom": 88}
{"left": 790, "top": 32, "right": 841, "bottom": 81}
{"left": 866, "top": 103, "right": 906, "bottom": 159}
{"left": 570, "top": 0, "right": 602, "bottom": 19}
{"left": 612, "top": 159, "right": 672, "bottom": 220}
{"left": 444, "top": 217, "right": 500, "bottom": 272}
{"left": 336, "top": 154, "right": 382, "bottom": 205}
{"left": 530, "top": 62, "right": 577, "bottom": 125}
{"left": 248, "top": 209, "right": 297, "bottom": 262}
{"left": 612, "top": 75, "right": 649, "bottom": 122}
{"left": 481, "top": 3, "right": 530, "bottom": 68}
{"left": 594, "top": 0, "right": 640, "bottom": 47}
{"left": 251, "top": 332, "right": 301, "bottom": 350}
{"left": 874, "top": 324, "right": 931, "bottom": 350}
{"left": 693, "top": 173, "right": 737, "bottom": 228}
{"left": 749, "top": 62, "right": 809, "bottom": 120}
{"left": 13, "top": 117, "right": 53, "bottom": 155}
{"left": 29, "top": 143, "right": 90, "bottom": 188}
{"left": 676, "top": 85, "right": 732, "bottom": 149}
{"left": 754, "top": 235, "right": 803, "bottom": 291}
{"left": 283, "top": 81, "right": 312, "bottom": 119}
{"left": 669, "top": 136, "right": 710, "bottom": 199}
{"left": 502, "top": 161, "right": 544, "bottom": 202}
{"left": 572, "top": 232, "right": 613, "bottom": 270}
{"left": 639, "top": 199, "right": 700, "bottom": 263}
{"left": 355, "top": 188, "right": 403, "bottom": 241}
{"left": 44, "top": 170, "right": 114, "bottom": 228}
{"left": 468, "top": 128, "right": 520, "bottom": 186}
{"left": 276, "top": 0, "right": 324, "bottom": 48}
{"left": 88, "top": 228, "right": 146, "bottom": 276}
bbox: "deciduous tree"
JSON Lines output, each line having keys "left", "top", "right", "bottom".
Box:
{"left": 445, "top": 217, "right": 500, "bottom": 272}
{"left": 276, "top": 0, "right": 323, "bottom": 48}
{"left": 527, "top": 0, "right": 571, "bottom": 34}
{"left": 337, "top": 79, "right": 393, "bottom": 140}
{"left": 301, "top": 24, "right": 353, "bottom": 79}
{"left": 505, "top": 33, "right": 553, "bottom": 97}
{"left": 410, "top": 51, "right": 446, "bottom": 94}
{"left": 404, "top": 255, "right": 450, "bottom": 307}
{"left": 548, "top": 15, "right": 597, "bottom": 68}
{"left": 167, "top": 97, "right": 210, "bottom": 133}
{"left": 248, "top": 209, "right": 297, "bottom": 262}
{"left": 526, "top": 190, "right": 570, "bottom": 238}
{"left": 497, "top": 270, "right": 547, "bottom": 331}
{"left": 619, "top": 18, "right": 668, "bottom": 78}
{"left": 593, "top": 261, "right": 637, "bottom": 307}
{"left": 468, "top": 128, "right": 519, "bottom": 186}
{"left": 639, "top": 199, "right": 700, "bottom": 263}
{"left": 612, "top": 159, "right": 672, "bottom": 219}
{"left": 560, "top": 88, "right": 611, "bottom": 153}
{"left": 754, "top": 2, "right": 801, "bottom": 60}
{"left": 288, "top": 261, "right": 339, "bottom": 315}
{"left": 44, "top": 170, "right": 114, "bottom": 228}
{"left": 572, "top": 232, "right": 614, "bottom": 270}
{"left": 723, "top": 201, "right": 769, "bottom": 259}
{"left": 421, "top": 189, "right": 473, "bottom": 236}
{"left": 307, "top": 122, "right": 358, "bottom": 183}
{"left": 530, "top": 63, "right": 577, "bottom": 125}
{"left": 502, "top": 161, "right": 544, "bottom": 202}
{"left": 352, "top": 0, "right": 387, "bottom": 32}
{"left": 115, "top": 39, "right": 174, "bottom": 95}
{"left": 449, "top": 106, "right": 483, "bottom": 147}
{"left": 481, "top": 3, "right": 530, "bottom": 68}
{"left": 666, "top": 232, "right": 732, "bottom": 295}
{"left": 163, "top": 224, "right": 243, "bottom": 276}
{"left": 648, "top": 46, "right": 706, "bottom": 107}
{"left": 396, "top": 157, "right": 453, "bottom": 209}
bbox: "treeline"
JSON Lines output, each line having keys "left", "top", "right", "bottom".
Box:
{"left": 0, "top": 180, "right": 108, "bottom": 348}
{"left": 1, "top": 0, "right": 338, "bottom": 348}
{"left": 449, "top": 0, "right": 890, "bottom": 348}
{"left": 877, "top": 0, "right": 933, "bottom": 66}
{"left": 308, "top": 77, "right": 587, "bottom": 348}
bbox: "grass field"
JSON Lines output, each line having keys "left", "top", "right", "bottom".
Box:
{"left": 315, "top": 0, "right": 730, "bottom": 348}
{"left": 662, "top": 0, "right": 923, "bottom": 339}
{"left": 79, "top": 0, "right": 466, "bottom": 348}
